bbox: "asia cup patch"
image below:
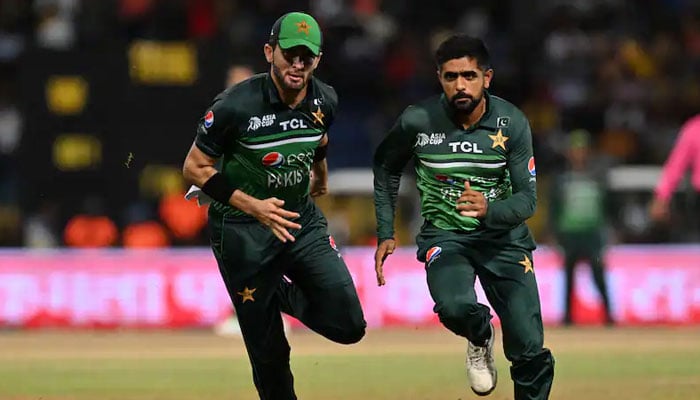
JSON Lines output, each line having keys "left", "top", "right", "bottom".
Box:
{"left": 204, "top": 110, "right": 214, "bottom": 129}
{"left": 426, "top": 246, "right": 442, "bottom": 266}
{"left": 528, "top": 156, "right": 536, "bottom": 176}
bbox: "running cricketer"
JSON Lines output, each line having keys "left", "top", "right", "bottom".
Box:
{"left": 373, "top": 35, "right": 554, "bottom": 399}
{"left": 182, "top": 12, "right": 366, "bottom": 400}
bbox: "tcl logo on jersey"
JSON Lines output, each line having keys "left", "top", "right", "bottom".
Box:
{"left": 448, "top": 141, "right": 484, "bottom": 153}
{"left": 261, "top": 152, "right": 285, "bottom": 167}
{"left": 204, "top": 111, "right": 214, "bottom": 129}
{"left": 279, "top": 118, "right": 309, "bottom": 131}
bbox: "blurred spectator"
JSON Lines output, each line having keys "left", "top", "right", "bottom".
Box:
{"left": 649, "top": 114, "right": 700, "bottom": 237}
{"left": 226, "top": 63, "right": 254, "bottom": 88}
{"left": 158, "top": 191, "right": 207, "bottom": 244}
{"left": 123, "top": 221, "right": 169, "bottom": 247}
{"left": 64, "top": 195, "right": 118, "bottom": 247}
{"left": 34, "top": 0, "right": 77, "bottom": 50}
{"left": 23, "top": 201, "right": 60, "bottom": 248}
{"left": 549, "top": 130, "right": 614, "bottom": 326}
{"left": 122, "top": 201, "right": 170, "bottom": 248}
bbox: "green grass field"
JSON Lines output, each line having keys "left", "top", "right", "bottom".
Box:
{"left": 1, "top": 327, "right": 699, "bottom": 399}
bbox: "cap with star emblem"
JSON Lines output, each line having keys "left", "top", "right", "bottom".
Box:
{"left": 269, "top": 12, "right": 322, "bottom": 56}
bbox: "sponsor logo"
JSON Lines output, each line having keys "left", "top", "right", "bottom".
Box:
{"left": 448, "top": 141, "right": 484, "bottom": 153}
{"left": 496, "top": 116, "right": 510, "bottom": 128}
{"left": 261, "top": 151, "right": 315, "bottom": 168}
{"left": 426, "top": 246, "right": 442, "bottom": 266}
{"left": 415, "top": 132, "right": 446, "bottom": 147}
{"left": 528, "top": 156, "right": 536, "bottom": 176}
{"left": 261, "top": 152, "right": 285, "bottom": 167}
{"left": 279, "top": 118, "right": 309, "bottom": 131}
{"left": 267, "top": 170, "right": 305, "bottom": 189}
{"left": 435, "top": 175, "right": 457, "bottom": 185}
{"left": 204, "top": 111, "right": 214, "bottom": 129}
{"left": 248, "top": 114, "right": 276, "bottom": 131}
{"left": 329, "top": 235, "right": 338, "bottom": 251}
{"left": 313, "top": 98, "right": 323, "bottom": 106}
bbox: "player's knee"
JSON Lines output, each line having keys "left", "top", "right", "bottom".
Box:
{"left": 437, "top": 297, "right": 481, "bottom": 322}
{"left": 335, "top": 318, "right": 366, "bottom": 344}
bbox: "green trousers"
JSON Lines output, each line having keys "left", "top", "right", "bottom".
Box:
{"left": 209, "top": 202, "right": 366, "bottom": 400}
{"left": 417, "top": 222, "right": 555, "bottom": 400}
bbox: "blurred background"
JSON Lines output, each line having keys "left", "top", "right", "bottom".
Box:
{"left": 0, "top": 0, "right": 698, "bottom": 249}
{"left": 1, "top": 1, "right": 700, "bottom": 399}
{"left": 0, "top": 0, "right": 699, "bottom": 323}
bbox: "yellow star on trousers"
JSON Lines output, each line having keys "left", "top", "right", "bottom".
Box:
{"left": 519, "top": 255, "right": 534, "bottom": 274}
{"left": 312, "top": 106, "right": 325, "bottom": 126}
{"left": 237, "top": 287, "right": 257, "bottom": 303}
{"left": 489, "top": 129, "right": 509, "bottom": 150}
{"left": 296, "top": 20, "right": 310, "bottom": 35}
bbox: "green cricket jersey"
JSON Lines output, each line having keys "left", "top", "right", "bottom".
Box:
{"left": 195, "top": 73, "right": 336, "bottom": 219}
{"left": 550, "top": 170, "right": 606, "bottom": 234}
{"left": 374, "top": 92, "right": 537, "bottom": 240}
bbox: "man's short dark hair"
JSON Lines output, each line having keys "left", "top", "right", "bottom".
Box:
{"left": 435, "top": 35, "right": 491, "bottom": 71}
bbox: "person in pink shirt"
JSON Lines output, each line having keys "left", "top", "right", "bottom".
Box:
{"left": 649, "top": 114, "right": 700, "bottom": 222}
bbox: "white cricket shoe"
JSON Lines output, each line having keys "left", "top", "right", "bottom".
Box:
{"left": 466, "top": 322, "right": 497, "bottom": 396}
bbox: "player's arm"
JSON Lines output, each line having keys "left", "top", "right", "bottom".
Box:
{"left": 182, "top": 99, "right": 301, "bottom": 242}
{"left": 310, "top": 134, "right": 329, "bottom": 197}
{"left": 650, "top": 118, "right": 697, "bottom": 221}
{"left": 372, "top": 109, "right": 415, "bottom": 285}
{"left": 482, "top": 119, "right": 537, "bottom": 229}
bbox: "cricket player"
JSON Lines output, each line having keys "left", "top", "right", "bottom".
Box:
{"left": 373, "top": 35, "right": 554, "bottom": 399}
{"left": 182, "top": 12, "right": 366, "bottom": 400}
{"left": 549, "top": 130, "right": 613, "bottom": 326}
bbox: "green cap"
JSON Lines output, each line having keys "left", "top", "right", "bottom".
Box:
{"left": 569, "top": 129, "right": 591, "bottom": 149}
{"left": 269, "top": 12, "right": 322, "bottom": 56}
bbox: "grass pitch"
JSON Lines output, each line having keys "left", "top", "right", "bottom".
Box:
{"left": 1, "top": 326, "right": 699, "bottom": 399}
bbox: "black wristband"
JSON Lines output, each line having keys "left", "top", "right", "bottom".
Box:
{"left": 313, "top": 144, "right": 328, "bottom": 162}
{"left": 201, "top": 173, "right": 236, "bottom": 204}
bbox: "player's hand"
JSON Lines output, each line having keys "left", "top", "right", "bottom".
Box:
{"left": 309, "top": 175, "right": 328, "bottom": 197}
{"left": 374, "top": 238, "right": 396, "bottom": 286}
{"left": 456, "top": 181, "right": 488, "bottom": 218}
{"left": 649, "top": 197, "right": 670, "bottom": 222}
{"left": 250, "top": 197, "right": 302, "bottom": 242}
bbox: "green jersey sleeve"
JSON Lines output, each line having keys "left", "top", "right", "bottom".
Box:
{"left": 373, "top": 108, "right": 417, "bottom": 241}
{"left": 483, "top": 117, "right": 537, "bottom": 229}
{"left": 194, "top": 93, "right": 238, "bottom": 158}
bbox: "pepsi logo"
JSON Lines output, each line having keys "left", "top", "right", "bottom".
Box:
{"left": 204, "top": 110, "right": 214, "bottom": 129}
{"left": 426, "top": 246, "right": 442, "bottom": 266}
{"left": 435, "top": 175, "right": 456, "bottom": 185}
{"left": 262, "top": 152, "right": 285, "bottom": 167}
{"left": 528, "top": 157, "right": 536, "bottom": 176}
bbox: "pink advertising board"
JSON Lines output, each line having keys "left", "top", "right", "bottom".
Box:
{"left": 0, "top": 246, "right": 699, "bottom": 328}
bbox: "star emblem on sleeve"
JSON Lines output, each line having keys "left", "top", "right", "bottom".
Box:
{"left": 296, "top": 20, "right": 310, "bottom": 35}
{"left": 237, "top": 287, "right": 257, "bottom": 303}
{"left": 489, "top": 129, "right": 509, "bottom": 150}
{"left": 312, "top": 106, "right": 325, "bottom": 126}
{"left": 519, "top": 255, "right": 534, "bottom": 274}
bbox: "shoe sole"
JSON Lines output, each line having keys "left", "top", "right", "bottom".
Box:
{"left": 471, "top": 371, "right": 497, "bottom": 396}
